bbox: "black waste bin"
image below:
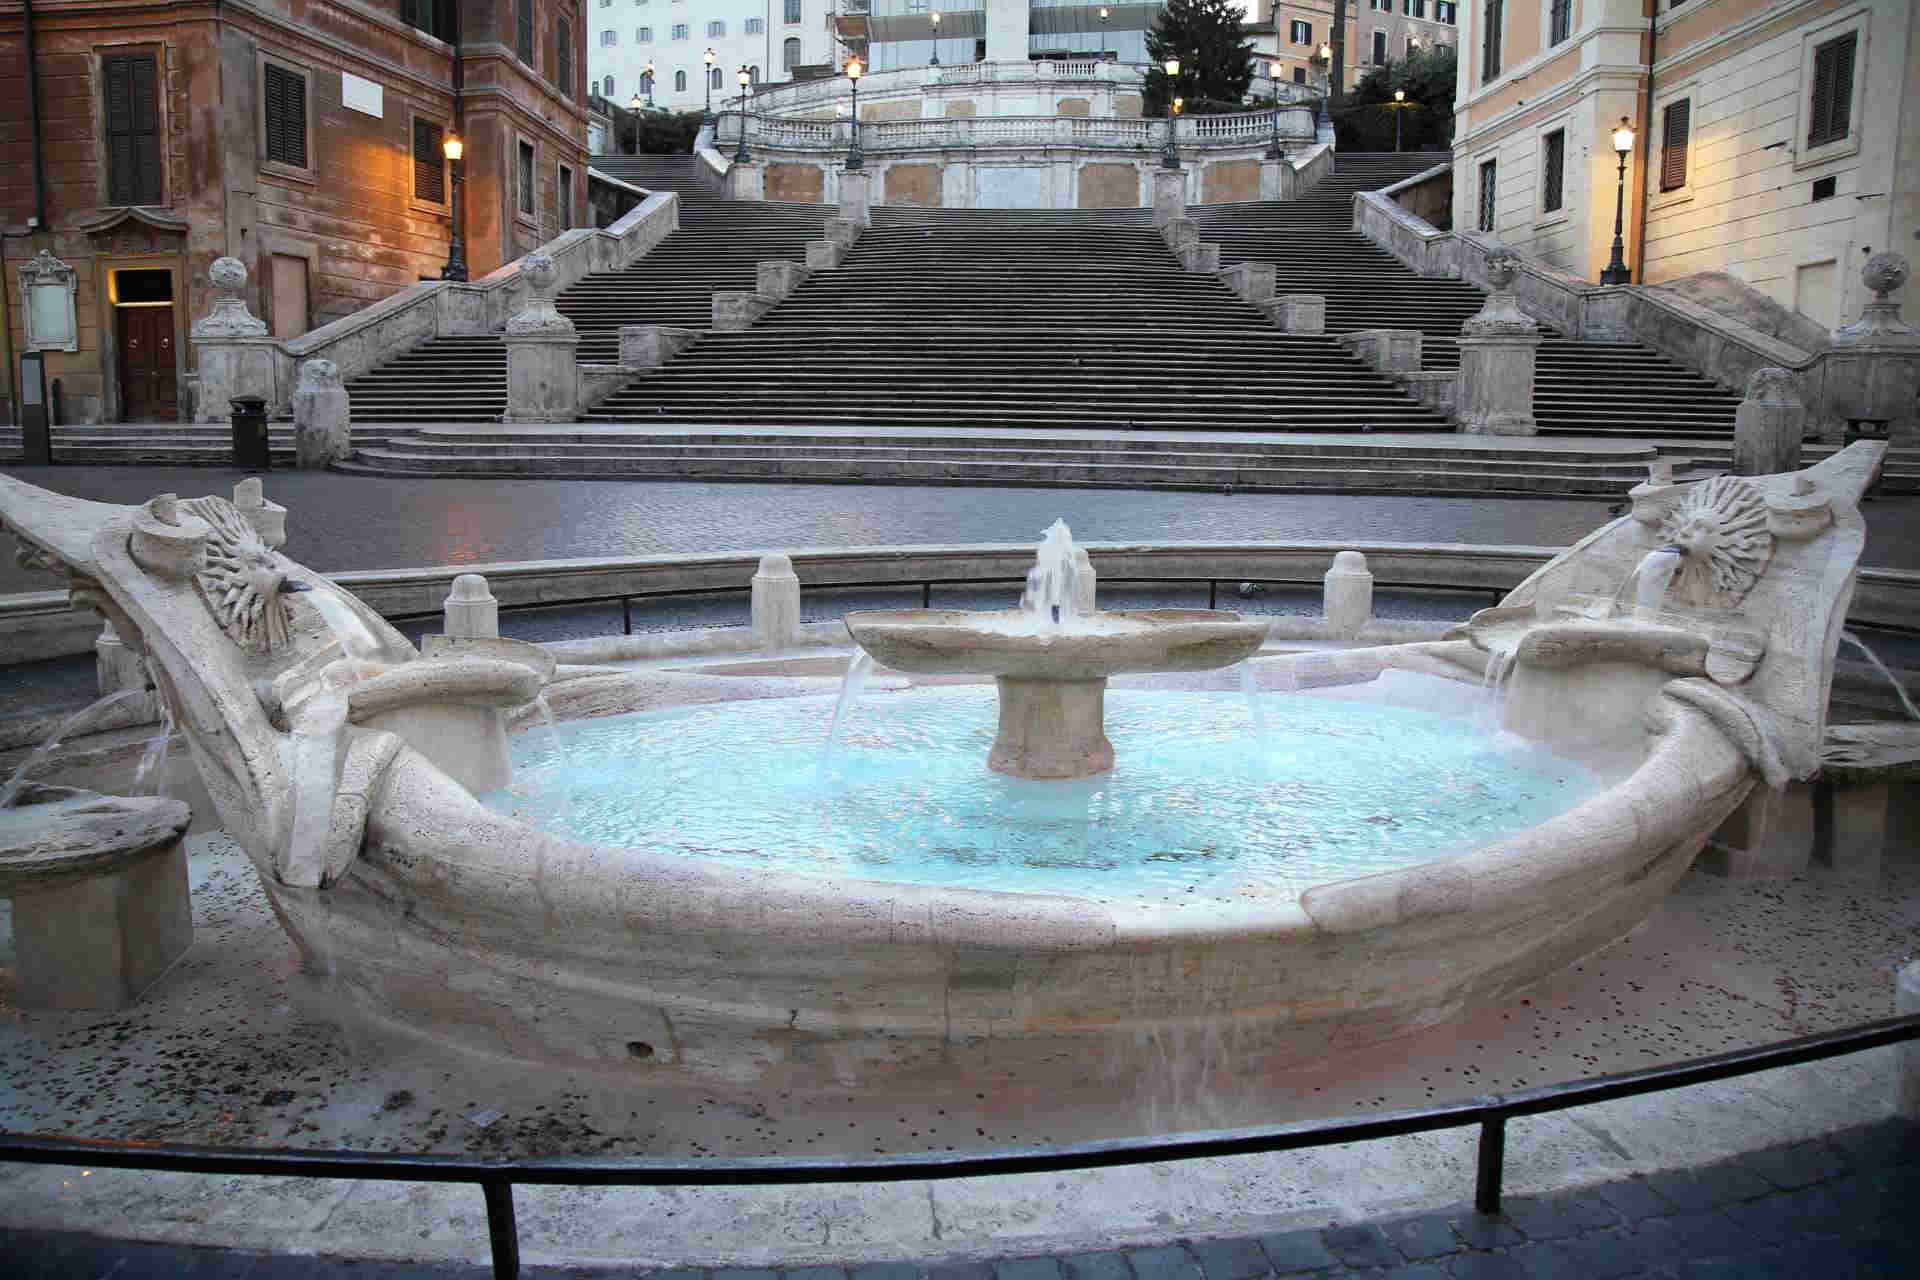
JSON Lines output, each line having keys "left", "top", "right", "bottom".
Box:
{"left": 230, "top": 396, "right": 269, "bottom": 470}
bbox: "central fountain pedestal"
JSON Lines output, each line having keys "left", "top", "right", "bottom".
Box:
{"left": 990, "top": 676, "right": 1113, "bottom": 778}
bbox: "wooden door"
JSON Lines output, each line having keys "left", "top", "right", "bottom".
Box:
{"left": 118, "top": 307, "right": 177, "bottom": 421}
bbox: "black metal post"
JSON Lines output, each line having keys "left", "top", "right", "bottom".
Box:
{"left": 930, "top": 14, "right": 940, "bottom": 64}
{"left": 847, "top": 78, "right": 863, "bottom": 170}
{"left": 1395, "top": 106, "right": 1402, "bottom": 152}
{"left": 1266, "top": 99, "right": 1285, "bottom": 161}
{"left": 1160, "top": 108, "right": 1179, "bottom": 170}
{"left": 18, "top": 351, "right": 51, "bottom": 465}
{"left": 1600, "top": 149, "right": 1631, "bottom": 285}
{"left": 734, "top": 83, "right": 751, "bottom": 164}
{"left": 1474, "top": 1117, "right": 1507, "bottom": 1215}
{"left": 704, "top": 75, "right": 712, "bottom": 122}
{"left": 440, "top": 1, "right": 468, "bottom": 282}
{"left": 482, "top": 1180, "right": 520, "bottom": 1279}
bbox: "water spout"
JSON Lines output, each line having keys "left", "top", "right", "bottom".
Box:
{"left": 1839, "top": 630, "right": 1920, "bottom": 721}
{"left": 1611, "top": 545, "right": 1687, "bottom": 618}
{"left": 131, "top": 701, "right": 177, "bottom": 796}
{"left": 1238, "top": 661, "right": 1267, "bottom": 742}
{"left": 823, "top": 647, "right": 876, "bottom": 761}
{"left": 302, "top": 584, "right": 382, "bottom": 661}
{"left": 1020, "top": 519, "right": 1084, "bottom": 629}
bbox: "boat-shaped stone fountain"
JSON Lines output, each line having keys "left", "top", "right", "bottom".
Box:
{"left": 0, "top": 443, "right": 1885, "bottom": 1092}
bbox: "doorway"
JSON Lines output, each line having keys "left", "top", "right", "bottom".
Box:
{"left": 112, "top": 268, "right": 176, "bottom": 421}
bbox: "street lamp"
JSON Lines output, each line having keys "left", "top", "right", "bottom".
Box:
{"left": 1393, "top": 87, "right": 1406, "bottom": 152}
{"left": 1314, "top": 42, "right": 1332, "bottom": 133}
{"left": 1099, "top": 6, "right": 1108, "bottom": 60}
{"left": 703, "top": 48, "right": 717, "bottom": 122}
{"left": 930, "top": 11, "right": 940, "bottom": 65}
{"left": 1160, "top": 57, "right": 1181, "bottom": 170}
{"left": 1266, "top": 59, "right": 1287, "bottom": 160}
{"left": 734, "top": 66, "right": 753, "bottom": 163}
{"left": 1600, "top": 116, "right": 1636, "bottom": 285}
{"left": 440, "top": 131, "right": 467, "bottom": 280}
{"left": 627, "top": 92, "right": 643, "bottom": 154}
{"left": 845, "top": 56, "right": 865, "bottom": 170}
{"left": 643, "top": 61, "right": 655, "bottom": 108}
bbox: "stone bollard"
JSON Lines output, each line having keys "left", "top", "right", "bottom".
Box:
{"left": 1218, "top": 262, "right": 1275, "bottom": 305}
{"left": 839, "top": 169, "right": 872, "bottom": 227}
{"left": 1072, "top": 547, "right": 1097, "bottom": 616}
{"left": 1732, "top": 368, "right": 1806, "bottom": 476}
{"left": 291, "top": 358, "right": 351, "bottom": 469}
{"left": 189, "top": 256, "right": 276, "bottom": 424}
{"left": 1901, "top": 960, "right": 1920, "bottom": 1121}
{"left": 1323, "top": 550, "right": 1373, "bottom": 641}
{"left": 1822, "top": 253, "right": 1919, "bottom": 444}
{"left": 443, "top": 573, "right": 500, "bottom": 640}
{"left": 751, "top": 553, "right": 801, "bottom": 652}
{"left": 1267, "top": 294, "right": 1325, "bottom": 335}
{"left": 1152, "top": 168, "right": 1186, "bottom": 227}
{"left": 619, "top": 324, "right": 700, "bottom": 369}
{"left": 502, "top": 253, "right": 579, "bottom": 423}
{"left": 756, "top": 260, "right": 810, "bottom": 302}
{"left": 1454, "top": 248, "right": 1541, "bottom": 436}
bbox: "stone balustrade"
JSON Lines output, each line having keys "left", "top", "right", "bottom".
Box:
{"left": 715, "top": 107, "right": 1317, "bottom": 157}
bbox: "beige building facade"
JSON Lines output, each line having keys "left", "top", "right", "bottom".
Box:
{"left": 1254, "top": 0, "right": 1461, "bottom": 92}
{"left": 1450, "top": 0, "right": 1918, "bottom": 331}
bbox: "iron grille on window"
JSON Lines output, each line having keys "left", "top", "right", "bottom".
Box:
{"left": 674, "top": 69, "right": 686, "bottom": 90}
{"left": 601, "top": 29, "right": 617, "bottom": 45}
{"left": 1807, "top": 31, "right": 1856, "bottom": 148}
{"left": 1478, "top": 158, "right": 1497, "bottom": 232}
{"left": 1549, "top": 0, "right": 1570, "bottom": 45}
{"left": 1293, "top": 66, "right": 1306, "bottom": 83}
{"left": 518, "top": 141, "right": 535, "bottom": 215}
{"left": 1661, "top": 98, "right": 1691, "bottom": 191}
{"left": 517, "top": 0, "right": 534, "bottom": 63}
{"left": 710, "top": 67, "right": 723, "bottom": 89}
{"left": 557, "top": 18, "right": 573, "bottom": 96}
{"left": 104, "top": 54, "right": 162, "bottom": 205}
{"left": 263, "top": 62, "right": 307, "bottom": 169}
{"left": 1482, "top": 0, "right": 1502, "bottom": 80}
{"left": 1541, "top": 129, "right": 1564, "bottom": 213}
{"left": 784, "top": 0, "right": 802, "bottom": 24}
{"left": 413, "top": 118, "right": 444, "bottom": 203}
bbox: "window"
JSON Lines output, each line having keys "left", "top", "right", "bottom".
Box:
{"left": 674, "top": 69, "right": 686, "bottom": 90}
{"left": 745, "top": 16, "right": 763, "bottom": 33}
{"left": 783, "top": 37, "right": 801, "bottom": 70}
{"left": 1293, "top": 66, "right": 1306, "bottom": 84}
{"left": 1807, "top": 31, "right": 1856, "bottom": 148}
{"left": 1290, "top": 20, "right": 1311, "bottom": 43}
{"left": 1540, "top": 128, "right": 1564, "bottom": 213}
{"left": 557, "top": 17, "right": 574, "bottom": 96}
{"left": 601, "top": 0, "right": 611, "bottom": 6}
{"left": 1481, "top": 0, "right": 1502, "bottom": 81}
{"left": 1811, "top": 175, "right": 1836, "bottom": 201}
{"left": 516, "top": 0, "right": 534, "bottom": 63}
{"left": 784, "top": 0, "right": 802, "bottom": 24}
{"left": 1371, "top": 0, "right": 1389, "bottom": 9}
{"left": 707, "top": 19, "right": 725, "bottom": 36}
{"left": 1478, "top": 157, "right": 1496, "bottom": 232}
{"left": 262, "top": 61, "right": 308, "bottom": 170}
{"left": 1549, "top": 0, "right": 1571, "bottom": 46}
{"left": 1405, "top": 0, "right": 1425, "bottom": 16}
{"left": 671, "top": 22, "right": 688, "bottom": 39}
{"left": 412, "top": 117, "right": 445, "bottom": 203}
{"left": 603, "top": 74, "right": 614, "bottom": 95}
{"left": 400, "top": 0, "right": 453, "bottom": 40}
{"left": 1372, "top": 30, "right": 1387, "bottom": 64}
{"left": 103, "top": 53, "right": 162, "bottom": 205}
{"left": 559, "top": 164, "right": 573, "bottom": 224}
{"left": 1437, "top": 1, "right": 1456, "bottom": 22}
{"left": 710, "top": 66, "right": 723, "bottom": 89}
{"left": 1660, "top": 98, "right": 1691, "bottom": 191}
{"left": 518, "top": 140, "right": 535, "bottom": 216}
{"left": 638, "top": 26, "right": 652, "bottom": 41}
{"left": 601, "top": 29, "right": 617, "bottom": 45}
{"left": 750, "top": 65, "right": 761, "bottom": 82}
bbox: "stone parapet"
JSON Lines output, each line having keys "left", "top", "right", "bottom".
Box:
{"left": 1264, "top": 294, "right": 1325, "bottom": 335}
{"left": 1153, "top": 168, "right": 1186, "bottom": 227}
{"left": 1338, "top": 329, "right": 1423, "bottom": 374}
{"left": 757, "top": 260, "right": 811, "bottom": 302}
{"left": 1218, "top": 262, "right": 1275, "bottom": 305}
{"left": 619, "top": 325, "right": 701, "bottom": 369}
{"left": 713, "top": 291, "right": 776, "bottom": 332}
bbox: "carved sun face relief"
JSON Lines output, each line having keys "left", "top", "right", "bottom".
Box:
{"left": 1656, "top": 475, "right": 1774, "bottom": 610}
{"left": 183, "top": 496, "right": 295, "bottom": 653}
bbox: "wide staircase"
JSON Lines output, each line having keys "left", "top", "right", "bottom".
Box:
{"left": 340, "top": 155, "right": 834, "bottom": 423}
{"left": 1187, "top": 152, "right": 1748, "bottom": 439}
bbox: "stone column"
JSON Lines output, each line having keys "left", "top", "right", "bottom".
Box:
{"left": 839, "top": 169, "right": 873, "bottom": 227}
{"left": 1731, "top": 368, "right": 1806, "bottom": 476}
{"left": 502, "top": 253, "right": 579, "bottom": 424}
{"left": 1901, "top": 959, "right": 1920, "bottom": 1121}
{"left": 751, "top": 553, "right": 801, "bottom": 652}
{"left": 291, "top": 358, "right": 351, "bottom": 469}
{"left": 1821, "top": 253, "right": 1920, "bottom": 444}
{"left": 1454, "top": 248, "right": 1541, "bottom": 436}
{"left": 443, "top": 573, "right": 500, "bottom": 639}
{"left": 190, "top": 256, "right": 279, "bottom": 424}
{"left": 1323, "top": 551, "right": 1373, "bottom": 640}
{"left": 1152, "top": 168, "right": 1186, "bottom": 227}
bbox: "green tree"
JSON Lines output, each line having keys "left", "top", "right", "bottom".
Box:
{"left": 1333, "top": 44, "right": 1457, "bottom": 151}
{"left": 1144, "top": 0, "right": 1254, "bottom": 117}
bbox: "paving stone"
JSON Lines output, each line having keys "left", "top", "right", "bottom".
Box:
{"left": 1636, "top": 1208, "right": 1748, "bottom": 1261}
{"left": 1736, "top": 1138, "right": 1851, "bottom": 1190}
{"left": 1187, "top": 1236, "right": 1272, "bottom": 1280}
{"left": 1550, "top": 1227, "right": 1658, "bottom": 1280}
{"left": 928, "top": 1265, "right": 994, "bottom": 1280}
{"left": 1382, "top": 1212, "right": 1463, "bottom": 1261}
{"left": 1827, "top": 1118, "right": 1920, "bottom": 1168}
{"left": 1716, "top": 1196, "right": 1806, "bottom": 1247}
{"left": 716, "top": 1270, "right": 781, "bottom": 1280}
{"left": 1646, "top": 1161, "right": 1773, "bottom": 1211}
{"left": 1443, "top": 1254, "right": 1528, "bottom": 1280}
{"left": 1589, "top": 1177, "right": 1670, "bottom": 1222}
{"left": 1446, "top": 1214, "right": 1523, "bottom": 1249}
{"left": 1493, "top": 1242, "right": 1584, "bottom": 1280}
{"left": 785, "top": 1269, "right": 852, "bottom": 1280}
{"left": 1058, "top": 1253, "right": 1131, "bottom": 1280}
{"left": 1497, "top": 1192, "right": 1616, "bottom": 1241}
{"left": 994, "top": 1259, "right": 1065, "bottom": 1280}
{"left": 853, "top": 1265, "right": 922, "bottom": 1280}
{"left": 1320, "top": 1223, "right": 1395, "bottom": 1268}
{"left": 1125, "top": 1245, "right": 1200, "bottom": 1280}
{"left": 1256, "top": 1229, "right": 1340, "bottom": 1275}
{"left": 1381, "top": 1267, "right": 1452, "bottom": 1280}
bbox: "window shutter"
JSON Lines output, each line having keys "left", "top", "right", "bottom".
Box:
{"left": 517, "top": 0, "right": 535, "bottom": 64}
{"left": 1482, "top": 0, "right": 1502, "bottom": 81}
{"left": 264, "top": 64, "right": 308, "bottom": 169}
{"left": 1660, "top": 99, "right": 1690, "bottom": 192}
{"left": 104, "top": 54, "right": 162, "bottom": 206}
{"left": 557, "top": 17, "right": 573, "bottom": 97}
{"left": 413, "top": 118, "right": 444, "bottom": 203}
{"left": 1808, "top": 32, "right": 1855, "bottom": 148}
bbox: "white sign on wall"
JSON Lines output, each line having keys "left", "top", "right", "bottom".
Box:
{"left": 342, "top": 72, "right": 384, "bottom": 118}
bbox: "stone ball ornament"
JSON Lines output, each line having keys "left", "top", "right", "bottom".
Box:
{"left": 1482, "top": 246, "right": 1520, "bottom": 291}
{"left": 1861, "top": 251, "right": 1909, "bottom": 301}
{"left": 522, "top": 252, "right": 558, "bottom": 298}
{"left": 209, "top": 256, "right": 249, "bottom": 292}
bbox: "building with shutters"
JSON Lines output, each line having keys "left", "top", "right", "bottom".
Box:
{"left": 0, "top": 0, "right": 589, "bottom": 425}
{"left": 1449, "top": 0, "right": 1917, "bottom": 332}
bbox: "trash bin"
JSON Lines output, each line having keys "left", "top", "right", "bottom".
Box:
{"left": 230, "top": 396, "right": 269, "bottom": 470}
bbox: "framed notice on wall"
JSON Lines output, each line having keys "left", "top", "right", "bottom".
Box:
{"left": 342, "top": 72, "right": 384, "bottom": 118}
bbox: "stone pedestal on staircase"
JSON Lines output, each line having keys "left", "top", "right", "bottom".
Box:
{"left": 502, "top": 253, "right": 579, "bottom": 423}
{"left": 1732, "top": 368, "right": 1806, "bottom": 476}
{"left": 1822, "top": 254, "right": 1920, "bottom": 445}
{"left": 1152, "top": 168, "right": 1186, "bottom": 227}
{"left": 190, "top": 257, "right": 278, "bottom": 424}
{"left": 291, "top": 359, "right": 351, "bottom": 468}
{"left": 1454, "top": 249, "right": 1540, "bottom": 436}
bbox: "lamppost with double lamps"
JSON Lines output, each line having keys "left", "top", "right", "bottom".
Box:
{"left": 1099, "top": 6, "right": 1108, "bottom": 59}
{"left": 930, "top": 11, "right": 940, "bottom": 65}
{"left": 1265, "top": 59, "right": 1287, "bottom": 160}
{"left": 703, "top": 47, "right": 717, "bottom": 121}
{"left": 1600, "top": 116, "right": 1637, "bottom": 285}
{"left": 1160, "top": 57, "right": 1181, "bottom": 169}
{"left": 627, "top": 93, "right": 643, "bottom": 153}
{"left": 734, "top": 65, "right": 753, "bottom": 163}
{"left": 440, "top": 131, "right": 467, "bottom": 280}
{"left": 845, "top": 56, "right": 865, "bottom": 169}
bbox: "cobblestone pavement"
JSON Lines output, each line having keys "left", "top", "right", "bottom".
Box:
{"left": 3, "top": 1119, "right": 1915, "bottom": 1278}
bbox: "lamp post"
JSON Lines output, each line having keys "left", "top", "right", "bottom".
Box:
{"left": 628, "top": 93, "right": 642, "bottom": 154}
{"left": 845, "top": 55, "right": 865, "bottom": 170}
{"left": 1266, "top": 59, "right": 1286, "bottom": 160}
{"left": 440, "top": 131, "right": 467, "bottom": 280}
{"left": 734, "top": 65, "right": 752, "bottom": 163}
{"left": 930, "top": 10, "right": 940, "bottom": 65}
{"left": 703, "top": 48, "right": 716, "bottom": 122}
{"left": 1099, "top": 6, "right": 1108, "bottom": 60}
{"left": 643, "top": 61, "right": 655, "bottom": 108}
{"left": 1160, "top": 57, "right": 1181, "bottom": 169}
{"left": 1314, "top": 42, "right": 1332, "bottom": 133}
{"left": 1600, "top": 116, "right": 1636, "bottom": 285}
{"left": 1392, "top": 87, "right": 1406, "bottom": 152}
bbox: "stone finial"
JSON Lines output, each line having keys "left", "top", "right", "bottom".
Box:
{"left": 193, "top": 256, "right": 268, "bottom": 338}
{"left": 1862, "top": 252, "right": 1910, "bottom": 302}
{"left": 1462, "top": 246, "right": 1538, "bottom": 338}
{"left": 504, "top": 252, "right": 576, "bottom": 337}
{"left": 443, "top": 573, "right": 500, "bottom": 640}
{"left": 751, "top": 552, "right": 801, "bottom": 652}
{"left": 1323, "top": 550, "right": 1373, "bottom": 640}
{"left": 232, "top": 476, "right": 288, "bottom": 548}
{"left": 1832, "top": 252, "right": 1915, "bottom": 346}
{"left": 1482, "top": 246, "right": 1521, "bottom": 292}
{"left": 297, "top": 357, "right": 342, "bottom": 390}
{"left": 1744, "top": 367, "right": 1803, "bottom": 405}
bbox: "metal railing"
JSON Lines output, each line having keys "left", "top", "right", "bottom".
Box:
{"left": 4, "top": 1014, "right": 1915, "bottom": 1279}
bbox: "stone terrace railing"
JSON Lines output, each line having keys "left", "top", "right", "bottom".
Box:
{"left": 715, "top": 107, "right": 1318, "bottom": 154}
{"left": 744, "top": 59, "right": 1146, "bottom": 115}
